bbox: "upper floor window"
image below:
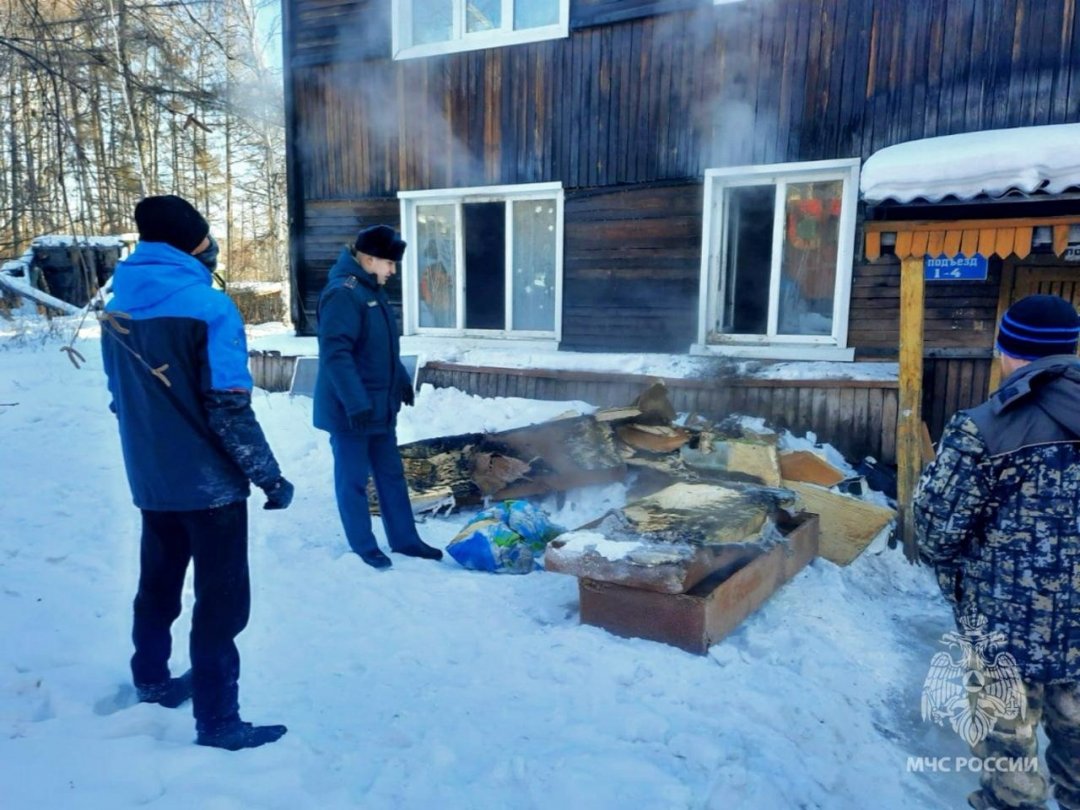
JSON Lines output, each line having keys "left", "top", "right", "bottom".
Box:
{"left": 393, "top": 0, "right": 569, "bottom": 60}
{"left": 695, "top": 159, "right": 860, "bottom": 360}
{"left": 399, "top": 182, "right": 563, "bottom": 341}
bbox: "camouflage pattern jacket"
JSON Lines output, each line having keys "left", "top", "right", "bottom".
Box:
{"left": 915, "top": 355, "right": 1080, "bottom": 683}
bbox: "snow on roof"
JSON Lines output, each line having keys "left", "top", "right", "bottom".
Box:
{"left": 31, "top": 234, "right": 126, "bottom": 248}
{"left": 860, "top": 124, "right": 1080, "bottom": 204}
{"left": 1, "top": 249, "right": 34, "bottom": 275}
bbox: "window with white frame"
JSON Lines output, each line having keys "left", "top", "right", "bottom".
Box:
{"left": 399, "top": 183, "right": 563, "bottom": 339}
{"left": 697, "top": 159, "right": 860, "bottom": 359}
{"left": 393, "top": 0, "right": 569, "bottom": 60}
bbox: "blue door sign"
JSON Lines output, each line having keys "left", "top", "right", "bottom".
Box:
{"left": 924, "top": 254, "right": 989, "bottom": 281}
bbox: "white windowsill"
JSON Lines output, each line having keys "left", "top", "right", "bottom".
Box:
{"left": 394, "top": 25, "right": 567, "bottom": 61}
{"left": 690, "top": 343, "right": 857, "bottom": 362}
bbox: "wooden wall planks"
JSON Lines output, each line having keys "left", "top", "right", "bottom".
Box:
{"left": 283, "top": 0, "right": 1079, "bottom": 427}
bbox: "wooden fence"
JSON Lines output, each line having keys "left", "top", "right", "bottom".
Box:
{"left": 922, "top": 355, "right": 993, "bottom": 443}
{"left": 248, "top": 350, "right": 300, "bottom": 393}
{"left": 229, "top": 287, "right": 285, "bottom": 325}
{"left": 251, "top": 351, "right": 900, "bottom": 464}
{"left": 423, "top": 362, "right": 899, "bottom": 464}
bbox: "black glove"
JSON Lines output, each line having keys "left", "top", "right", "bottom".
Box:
{"left": 402, "top": 381, "right": 415, "bottom": 407}
{"left": 261, "top": 477, "right": 294, "bottom": 510}
{"left": 348, "top": 408, "right": 373, "bottom": 431}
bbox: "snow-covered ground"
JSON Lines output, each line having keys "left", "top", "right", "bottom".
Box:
{"left": 1, "top": 316, "right": 975, "bottom": 809}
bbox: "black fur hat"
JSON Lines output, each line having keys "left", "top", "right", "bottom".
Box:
{"left": 134, "top": 195, "right": 210, "bottom": 253}
{"left": 354, "top": 225, "right": 406, "bottom": 262}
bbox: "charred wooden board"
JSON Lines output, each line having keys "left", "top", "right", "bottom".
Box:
{"left": 483, "top": 414, "right": 626, "bottom": 498}
{"left": 594, "top": 406, "right": 643, "bottom": 423}
{"left": 679, "top": 438, "right": 781, "bottom": 487}
{"left": 389, "top": 416, "right": 626, "bottom": 511}
{"left": 399, "top": 432, "right": 487, "bottom": 507}
{"left": 617, "top": 482, "right": 784, "bottom": 545}
{"left": 782, "top": 480, "right": 895, "bottom": 565}
{"left": 545, "top": 529, "right": 763, "bottom": 594}
{"left": 778, "top": 450, "right": 847, "bottom": 487}
{"left": 578, "top": 514, "right": 820, "bottom": 653}
{"left": 616, "top": 423, "right": 691, "bottom": 454}
{"left": 544, "top": 482, "right": 800, "bottom": 593}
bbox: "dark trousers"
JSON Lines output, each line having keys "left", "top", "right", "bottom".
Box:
{"left": 330, "top": 430, "right": 422, "bottom": 555}
{"left": 131, "top": 501, "right": 250, "bottom": 731}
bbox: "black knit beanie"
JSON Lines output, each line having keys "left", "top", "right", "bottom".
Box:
{"left": 134, "top": 195, "right": 210, "bottom": 254}
{"left": 354, "top": 225, "right": 406, "bottom": 262}
{"left": 996, "top": 294, "right": 1080, "bottom": 360}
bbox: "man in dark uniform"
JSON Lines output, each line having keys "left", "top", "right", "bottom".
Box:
{"left": 102, "top": 195, "right": 293, "bottom": 750}
{"left": 314, "top": 225, "right": 443, "bottom": 570}
{"left": 916, "top": 294, "right": 1080, "bottom": 810}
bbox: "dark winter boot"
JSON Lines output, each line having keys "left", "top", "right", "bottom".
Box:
{"left": 360, "top": 548, "right": 393, "bottom": 570}
{"left": 136, "top": 669, "right": 193, "bottom": 708}
{"left": 394, "top": 540, "right": 443, "bottom": 561}
{"left": 196, "top": 720, "right": 288, "bottom": 751}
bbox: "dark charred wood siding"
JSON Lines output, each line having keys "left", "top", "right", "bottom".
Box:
{"left": 921, "top": 356, "right": 993, "bottom": 442}
{"left": 295, "top": 198, "right": 402, "bottom": 326}
{"left": 848, "top": 256, "right": 1003, "bottom": 355}
{"left": 288, "top": 0, "right": 1080, "bottom": 194}
{"left": 849, "top": 251, "right": 1001, "bottom": 440}
{"left": 285, "top": 0, "right": 1080, "bottom": 376}
{"left": 571, "top": 0, "right": 709, "bottom": 28}
{"left": 290, "top": 0, "right": 389, "bottom": 68}
{"left": 562, "top": 182, "right": 702, "bottom": 352}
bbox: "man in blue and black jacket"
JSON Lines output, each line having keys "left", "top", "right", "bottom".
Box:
{"left": 102, "top": 195, "right": 293, "bottom": 751}
{"left": 314, "top": 225, "right": 443, "bottom": 570}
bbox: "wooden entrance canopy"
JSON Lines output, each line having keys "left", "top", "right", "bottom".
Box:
{"left": 863, "top": 214, "right": 1080, "bottom": 561}
{"left": 865, "top": 215, "right": 1079, "bottom": 262}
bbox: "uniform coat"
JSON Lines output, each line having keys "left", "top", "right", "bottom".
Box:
{"left": 313, "top": 247, "right": 423, "bottom": 557}
{"left": 915, "top": 355, "right": 1080, "bottom": 683}
{"left": 313, "top": 248, "right": 411, "bottom": 435}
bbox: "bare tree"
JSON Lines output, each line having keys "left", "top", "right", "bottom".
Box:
{"left": 0, "top": 0, "right": 288, "bottom": 294}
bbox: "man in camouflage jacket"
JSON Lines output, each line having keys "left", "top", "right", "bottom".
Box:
{"left": 915, "top": 294, "right": 1080, "bottom": 810}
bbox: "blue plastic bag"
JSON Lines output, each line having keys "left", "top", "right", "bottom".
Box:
{"left": 447, "top": 501, "right": 564, "bottom": 574}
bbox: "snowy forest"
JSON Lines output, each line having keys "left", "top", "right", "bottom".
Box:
{"left": 0, "top": 0, "right": 285, "bottom": 283}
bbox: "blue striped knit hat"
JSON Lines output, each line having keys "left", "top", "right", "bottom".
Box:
{"left": 996, "top": 294, "right": 1080, "bottom": 360}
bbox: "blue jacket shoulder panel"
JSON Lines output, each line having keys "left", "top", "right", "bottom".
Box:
{"left": 108, "top": 243, "right": 252, "bottom": 391}
{"left": 108, "top": 241, "right": 212, "bottom": 313}
{"left": 200, "top": 290, "right": 252, "bottom": 390}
